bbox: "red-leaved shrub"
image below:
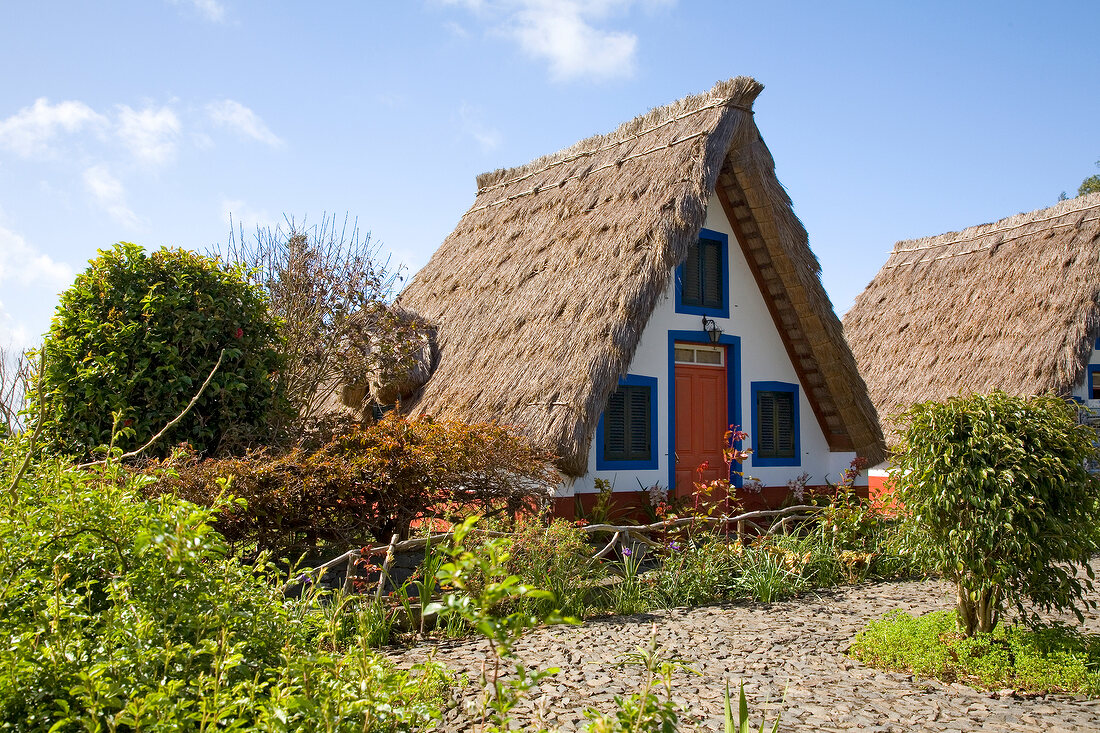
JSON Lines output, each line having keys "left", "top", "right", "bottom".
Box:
{"left": 145, "top": 413, "right": 558, "bottom": 561}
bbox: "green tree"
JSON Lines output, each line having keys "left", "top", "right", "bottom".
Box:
{"left": 1080, "top": 160, "right": 1100, "bottom": 196}
{"left": 891, "top": 391, "right": 1100, "bottom": 636}
{"left": 35, "top": 242, "right": 286, "bottom": 457}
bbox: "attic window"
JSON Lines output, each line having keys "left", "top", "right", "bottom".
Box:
{"left": 751, "top": 381, "right": 800, "bottom": 467}
{"left": 597, "top": 375, "right": 658, "bottom": 470}
{"left": 675, "top": 228, "right": 729, "bottom": 318}
{"left": 683, "top": 239, "right": 722, "bottom": 309}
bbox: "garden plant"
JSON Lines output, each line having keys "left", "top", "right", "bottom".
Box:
{"left": 890, "top": 391, "right": 1100, "bottom": 635}
{"left": 33, "top": 242, "right": 286, "bottom": 458}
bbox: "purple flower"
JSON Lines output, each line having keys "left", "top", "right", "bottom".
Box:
{"left": 621, "top": 548, "right": 632, "bottom": 557}
{"left": 667, "top": 542, "right": 681, "bottom": 551}
{"left": 297, "top": 573, "right": 312, "bottom": 585}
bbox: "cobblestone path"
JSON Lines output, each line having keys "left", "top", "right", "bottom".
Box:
{"left": 390, "top": 574, "right": 1100, "bottom": 731}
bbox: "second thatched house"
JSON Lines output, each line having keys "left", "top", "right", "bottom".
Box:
{"left": 372, "top": 78, "right": 883, "bottom": 515}
{"left": 843, "top": 193, "right": 1100, "bottom": 490}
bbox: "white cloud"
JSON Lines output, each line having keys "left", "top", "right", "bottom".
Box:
{"left": 116, "top": 104, "right": 181, "bottom": 165}
{"left": 0, "top": 98, "right": 107, "bottom": 157}
{"left": 0, "top": 225, "right": 74, "bottom": 352}
{"left": 440, "top": 0, "right": 668, "bottom": 81}
{"left": 457, "top": 103, "right": 502, "bottom": 151}
{"left": 221, "top": 198, "right": 276, "bottom": 234}
{"left": 206, "top": 100, "right": 283, "bottom": 147}
{"left": 509, "top": 1, "right": 637, "bottom": 81}
{"left": 169, "top": 0, "right": 227, "bottom": 23}
{"left": 83, "top": 165, "right": 142, "bottom": 230}
{"left": 0, "top": 225, "right": 73, "bottom": 289}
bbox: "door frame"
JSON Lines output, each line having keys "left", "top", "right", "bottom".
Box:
{"left": 667, "top": 329, "right": 742, "bottom": 493}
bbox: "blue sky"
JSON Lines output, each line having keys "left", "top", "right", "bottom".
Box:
{"left": 1, "top": 1, "right": 1098, "bottom": 352}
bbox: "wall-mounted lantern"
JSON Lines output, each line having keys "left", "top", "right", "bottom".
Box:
{"left": 701, "top": 316, "right": 722, "bottom": 345}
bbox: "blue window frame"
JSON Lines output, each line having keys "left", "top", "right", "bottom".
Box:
{"left": 751, "top": 381, "right": 801, "bottom": 467}
{"left": 1088, "top": 365, "right": 1100, "bottom": 400}
{"left": 675, "top": 228, "right": 729, "bottom": 318}
{"left": 596, "top": 374, "right": 659, "bottom": 470}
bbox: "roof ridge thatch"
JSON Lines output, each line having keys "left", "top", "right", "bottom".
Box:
{"left": 844, "top": 192, "right": 1100, "bottom": 441}
{"left": 883, "top": 196, "right": 1100, "bottom": 268}
{"left": 475, "top": 77, "right": 763, "bottom": 193}
{"left": 397, "top": 77, "right": 884, "bottom": 474}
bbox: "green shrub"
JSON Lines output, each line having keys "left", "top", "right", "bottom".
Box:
{"left": 851, "top": 610, "right": 1100, "bottom": 695}
{"left": 500, "top": 516, "right": 603, "bottom": 618}
{"left": 648, "top": 535, "right": 737, "bottom": 608}
{"left": 35, "top": 242, "right": 286, "bottom": 458}
{"left": 0, "top": 446, "right": 447, "bottom": 730}
{"left": 892, "top": 391, "right": 1100, "bottom": 635}
{"left": 148, "top": 412, "right": 558, "bottom": 561}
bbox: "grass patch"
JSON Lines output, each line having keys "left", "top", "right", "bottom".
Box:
{"left": 850, "top": 610, "right": 1100, "bottom": 695}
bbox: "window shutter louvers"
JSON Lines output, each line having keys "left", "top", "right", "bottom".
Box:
{"left": 702, "top": 240, "right": 722, "bottom": 308}
{"left": 683, "top": 244, "right": 701, "bottom": 305}
{"left": 605, "top": 391, "right": 626, "bottom": 456}
{"left": 681, "top": 238, "right": 722, "bottom": 310}
{"left": 757, "top": 389, "right": 797, "bottom": 460}
{"left": 758, "top": 391, "right": 777, "bottom": 455}
{"left": 776, "top": 392, "right": 794, "bottom": 455}
{"left": 603, "top": 384, "right": 652, "bottom": 463}
{"left": 627, "top": 387, "right": 650, "bottom": 459}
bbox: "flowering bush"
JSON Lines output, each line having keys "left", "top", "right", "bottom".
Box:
{"left": 686, "top": 425, "right": 751, "bottom": 518}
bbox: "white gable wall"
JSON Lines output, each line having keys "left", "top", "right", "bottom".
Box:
{"left": 565, "top": 194, "right": 862, "bottom": 497}
{"left": 1071, "top": 342, "right": 1100, "bottom": 401}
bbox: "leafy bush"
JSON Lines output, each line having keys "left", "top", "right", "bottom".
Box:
{"left": 34, "top": 242, "right": 286, "bottom": 458}
{"left": 148, "top": 412, "right": 558, "bottom": 560}
{"left": 500, "top": 516, "right": 603, "bottom": 618}
{"left": 851, "top": 610, "right": 1100, "bottom": 694}
{"left": 648, "top": 535, "right": 738, "bottom": 608}
{"left": 892, "top": 391, "right": 1100, "bottom": 635}
{"left": 0, "top": 446, "right": 446, "bottom": 731}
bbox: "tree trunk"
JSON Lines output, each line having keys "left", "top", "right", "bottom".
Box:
{"left": 956, "top": 583, "right": 999, "bottom": 636}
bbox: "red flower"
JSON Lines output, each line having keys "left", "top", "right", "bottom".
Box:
{"left": 234, "top": 327, "right": 244, "bottom": 339}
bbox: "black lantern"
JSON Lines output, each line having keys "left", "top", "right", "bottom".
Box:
{"left": 701, "top": 316, "right": 722, "bottom": 345}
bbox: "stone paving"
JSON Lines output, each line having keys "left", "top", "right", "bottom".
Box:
{"left": 389, "top": 573, "right": 1100, "bottom": 731}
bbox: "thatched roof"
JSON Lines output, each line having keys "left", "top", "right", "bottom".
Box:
{"left": 397, "top": 77, "right": 884, "bottom": 475}
{"left": 844, "top": 193, "right": 1100, "bottom": 438}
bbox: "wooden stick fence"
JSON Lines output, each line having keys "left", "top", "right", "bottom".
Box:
{"left": 289, "top": 505, "right": 821, "bottom": 595}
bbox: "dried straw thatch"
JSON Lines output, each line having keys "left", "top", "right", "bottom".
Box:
{"left": 844, "top": 193, "right": 1100, "bottom": 439}
{"left": 398, "top": 77, "right": 884, "bottom": 475}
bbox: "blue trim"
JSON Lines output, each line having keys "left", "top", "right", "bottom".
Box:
{"left": 667, "top": 330, "right": 742, "bottom": 492}
{"left": 750, "top": 381, "right": 801, "bottom": 467}
{"left": 1088, "top": 365, "right": 1100, "bottom": 400}
{"left": 596, "top": 374, "right": 659, "bottom": 470}
{"left": 1094, "top": 337, "right": 1100, "bottom": 351}
{"left": 674, "top": 227, "right": 730, "bottom": 318}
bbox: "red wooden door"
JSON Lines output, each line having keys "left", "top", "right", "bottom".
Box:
{"left": 674, "top": 356, "right": 728, "bottom": 498}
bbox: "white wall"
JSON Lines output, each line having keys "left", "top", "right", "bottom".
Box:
{"left": 1071, "top": 343, "right": 1100, "bottom": 401}
{"left": 563, "top": 194, "right": 862, "bottom": 497}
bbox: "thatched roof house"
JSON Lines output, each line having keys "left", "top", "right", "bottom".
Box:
{"left": 844, "top": 193, "right": 1100, "bottom": 437}
{"left": 389, "top": 78, "right": 882, "bottom": 503}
